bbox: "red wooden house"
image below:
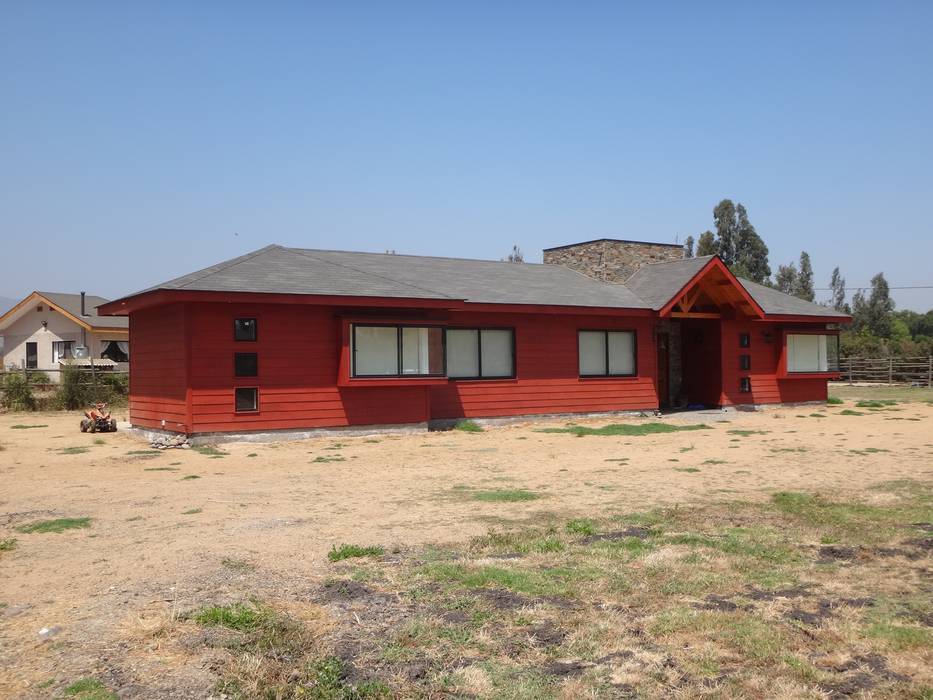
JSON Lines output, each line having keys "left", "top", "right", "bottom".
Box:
{"left": 98, "top": 240, "right": 848, "bottom": 435}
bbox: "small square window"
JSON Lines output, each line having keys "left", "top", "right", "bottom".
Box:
{"left": 235, "top": 387, "right": 258, "bottom": 412}
{"left": 739, "top": 333, "right": 751, "bottom": 348}
{"left": 740, "top": 354, "right": 751, "bottom": 371}
{"left": 235, "top": 353, "right": 258, "bottom": 377}
{"left": 739, "top": 377, "right": 752, "bottom": 393}
{"left": 234, "top": 318, "right": 257, "bottom": 341}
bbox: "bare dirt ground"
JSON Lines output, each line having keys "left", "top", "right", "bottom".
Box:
{"left": 1, "top": 392, "right": 931, "bottom": 698}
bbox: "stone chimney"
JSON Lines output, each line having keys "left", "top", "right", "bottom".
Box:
{"left": 543, "top": 238, "right": 685, "bottom": 283}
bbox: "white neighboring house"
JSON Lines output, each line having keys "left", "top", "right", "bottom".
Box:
{"left": 0, "top": 292, "right": 129, "bottom": 378}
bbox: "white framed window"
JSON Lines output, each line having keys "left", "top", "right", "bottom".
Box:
{"left": 52, "top": 340, "right": 75, "bottom": 364}
{"left": 578, "top": 330, "right": 636, "bottom": 377}
{"left": 447, "top": 329, "right": 515, "bottom": 379}
{"left": 352, "top": 325, "right": 445, "bottom": 377}
{"left": 786, "top": 334, "right": 839, "bottom": 373}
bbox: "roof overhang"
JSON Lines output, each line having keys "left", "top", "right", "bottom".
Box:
{"left": 658, "top": 257, "right": 766, "bottom": 319}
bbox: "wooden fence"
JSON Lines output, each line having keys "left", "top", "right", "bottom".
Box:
{"left": 0, "top": 367, "right": 129, "bottom": 393}
{"left": 838, "top": 356, "right": 933, "bottom": 386}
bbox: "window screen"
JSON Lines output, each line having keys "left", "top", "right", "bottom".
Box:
{"left": 235, "top": 387, "right": 258, "bottom": 412}
{"left": 234, "top": 318, "right": 257, "bottom": 341}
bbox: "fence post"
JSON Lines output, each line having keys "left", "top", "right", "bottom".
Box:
{"left": 928, "top": 356, "right": 932, "bottom": 388}
{"left": 888, "top": 357, "right": 893, "bottom": 385}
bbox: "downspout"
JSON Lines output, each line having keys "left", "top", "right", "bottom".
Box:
{"left": 80, "top": 291, "right": 88, "bottom": 348}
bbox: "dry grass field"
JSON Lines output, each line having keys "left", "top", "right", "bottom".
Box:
{"left": 1, "top": 388, "right": 931, "bottom": 699}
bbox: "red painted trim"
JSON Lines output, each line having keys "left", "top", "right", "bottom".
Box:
{"left": 658, "top": 257, "right": 766, "bottom": 318}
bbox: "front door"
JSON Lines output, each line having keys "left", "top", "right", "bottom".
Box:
{"left": 657, "top": 332, "right": 670, "bottom": 408}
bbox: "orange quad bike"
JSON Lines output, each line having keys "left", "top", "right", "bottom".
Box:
{"left": 80, "top": 405, "right": 117, "bottom": 433}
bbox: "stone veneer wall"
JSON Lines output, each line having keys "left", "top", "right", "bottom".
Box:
{"left": 543, "top": 239, "right": 685, "bottom": 283}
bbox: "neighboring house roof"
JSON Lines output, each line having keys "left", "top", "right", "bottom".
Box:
{"left": 625, "top": 256, "right": 849, "bottom": 318}
{"left": 0, "top": 291, "right": 129, "bottom": 332}
{"left": 134, "top": 244, "right": 653, "bottom": 310}
{"left": 105, "top": 244, "right": 845, "bottom": 319}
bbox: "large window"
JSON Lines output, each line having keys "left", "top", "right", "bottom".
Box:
{"left": 100, "top": 340, "right": 129, "bottom": 362}
{"left": 352, "top": 325, "right": 445, "bottom": 377}
{"left": 578, "top": 330, "right": 636, "bottom": 377}
{"left": 447, "top": 329, "right": 515, "bottom": 379}
{"left": 787, "top": 334, "right": 839, "bottom": 373}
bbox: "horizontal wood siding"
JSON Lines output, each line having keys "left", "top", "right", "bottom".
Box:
{"left": 429, "top": 312, "right": 658, "bottom": 419}
{"left": 186, "top": 303, "right": 430, "bottom": 432}
{"left": 720, "top": 320, "right": 827, "bottom": 405}
{"left": 129, "top": 303, "right": 189, "bottom": 431}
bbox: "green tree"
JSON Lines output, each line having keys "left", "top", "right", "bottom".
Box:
{"left": 775, "top": 264, "right": 798, "bottom": 294}
{"left": 793, "top": 251, "right": 815, "bottom": 301}
{"left": 829, "top": 267, "right": 848, "bottom": 312}
{"left": 712, "top": 199, "right": 738, "bottom": 265}
{"left": 696, "top": 230, "right": 717, "bottom": 256}
{"left": 683, "top": 235, "right": 694, "bottom": 258}
{"left": 732, "top": 204, "right": 771, "bottom": 283}
{"left": 851, "top": 273, "right": 895, "bottom": 337}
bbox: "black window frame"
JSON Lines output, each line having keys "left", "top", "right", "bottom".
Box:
{"left": 234, "top": 318, "right": 258, "bottom": 342}
{"left": 235, "top": 387, "right": 259, "bottom": 413}
{"left": 739, "top": 377, "right": 752, "bottom": 393}
{"left": 739, "top": 332, "right": 751, "bottom": 348}
{"left": 577, "top": 329, "right": 638, "bottom": 378}
{"left": 739, "top": 354, "right": 751, "bottom": 371}
{"left": 351, "top": 324, "right": 447, "bottom": 378}
{"left": 25, "top": 341, "right": 38, "bottom": 369}
{"left": 446, "top": 327, "right": 516, "bottom": 380}
{"left": 234, "top": 352, "right": 259, "bottom": 378}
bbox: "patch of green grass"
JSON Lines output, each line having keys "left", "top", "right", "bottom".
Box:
{"left": 59, "top": 446, "right": 90, "bottom": 455}
{"left": 866, "top": 622, "right": 933, "bottom": 650}
{"left": 10, "top": 424, "right": 47, "bottom": 429}
{"left": 727, "top": 429, "right": 769, "bottom": 437}
{"left": 808, "top": 413, "right": 826, "bottom": 418}
{"left": 849, "top": 447, "right": 891, "bottom": 455}
{"left": 839, "top": 409, "right": 865, "bottom": 416}
{"left": 247, "top": 453, "right": 258, "bottom": 458}
{"left": 538, "top": 422, "right": 711, "bottom": 437}
{"left": 62, "top": 678, "right": 119, "bottom": 700}
{"left": 472, "top": 489, "right": 540, "bottom": 502}
{"left": 313, "top": 455, "right": 346, "bottom": 463}
{"left": 194, "top": 445, "right": 227, "bottom": 457}
{"left": 194, "top": 602, "right": 265, "bottom": 631}
{"left": 126, "top": 515, "right": 143, "bottom": 522}
{"left": 855, "top": 399, "right": 899, "bottom": 408}
{"left": 328, "top": 544, "right": 384, "bottom": 562}
{"left": 453, "top": 419, "right": 484, "bottom": 432}
{"left": 673, "top": 467, "right": 701, "bottom": 473}
{"left": 422, "top": 563, "right": 574, "bottom": 597}
{"left": 827, "top": 396, "right": 844, "bottom": 405}
{"left": 16, "top": 517, "right": 91, "bottom": 534}
{"left": 0, "top": 538, "right": 16, "bottom": 551}
{"left": 181, "top": 508, "right": 202, "bottom": 515}
{"left": 93, "top": 438, "right": 106, "bottom": 445}
{"left": 703, "top": 459, "right": 728, "bottom": 465}
{"left": 144, "top": 466, "right": 179, "bottom": 471}
{"left": 181, "top": 474, "right": 201, "bottom": 480}
{"left": 565, "top": 518, "right": 596, "bottom": 536}
{"left": 222, "top": 557, "right": 256, "bottom": 572}
{"left": 302, "top": 657, "right": 391, "bottom": 699}
{"left": 127, "top": 449, "right": 162, "bottom": 456}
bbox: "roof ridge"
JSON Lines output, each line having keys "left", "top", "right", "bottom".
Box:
{"left": 641, "top": 254, "right": 715, "bottom": 268}
{"left": 286, "top": 246, "right": 549, "bottom": 267}
{"left": 286, "top": 248, "right": 459, "bottom": 300}
{"left": 158, "top": 244, "right": 283, "bottom": 290}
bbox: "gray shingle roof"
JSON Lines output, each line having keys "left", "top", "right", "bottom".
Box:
{"left": 121, "top": 244, "right": 846, "bottom": 318}
{"left": 139, "top": 244, "right": 652, "bottom": 309}
{"left": 38, "top": 292, "right": 128, "bottom": 328}
{"left": 737, "top": 278, "right": 848, "bottom": 317}
{"left": 624, "top": 256, "right": 847, "bottom": 317}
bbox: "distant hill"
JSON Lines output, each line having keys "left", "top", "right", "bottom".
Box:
{"left": 0, "top": 295, "right": 18, "bottom": 315}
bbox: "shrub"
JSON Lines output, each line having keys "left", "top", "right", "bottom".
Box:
{"left": 55, "top": 366, "right": 121, "bottom": 409}
{"left": 27, "top": 370, "right": 51, "bottom": 384}
{"left": 1, "top": 373, "right": 36, "bottom": 411}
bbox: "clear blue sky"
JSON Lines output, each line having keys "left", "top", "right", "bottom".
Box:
{"left": 2, "top": 2, "right": 931, "bottom": 310}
